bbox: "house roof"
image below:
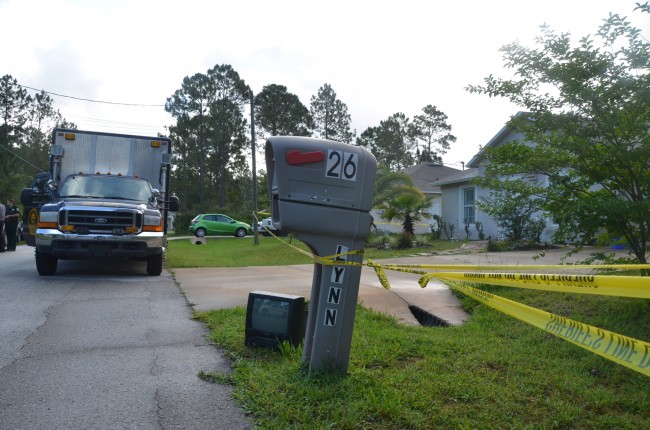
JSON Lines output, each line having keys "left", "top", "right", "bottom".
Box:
{"left": 428, "top": 168, "right": 479, "bottom": 187}
{"left": 467, "top": 111, "right": 530, "bottom": 168}
{"left": 400, "top": 162, "right": 463, "bottom": 194}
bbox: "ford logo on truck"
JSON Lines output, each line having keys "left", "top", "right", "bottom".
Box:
{"left": 95, "top": 218, "right": 108, "bottom": 223}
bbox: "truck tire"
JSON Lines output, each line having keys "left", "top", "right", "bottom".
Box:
{"left": 20, "top": 187, "right": 34, "bottom": 205}
{"left": 235, "top": 227, "right": 247, "bottom": 237}
{"left": 36, "top": 250, "right": 58, "bottom": 276}
{"left": 146, "top": 253, "right": 163, "bottom": 276}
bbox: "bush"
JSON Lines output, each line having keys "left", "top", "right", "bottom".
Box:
{"left": 429, "top": 215, "right": 442, "bottom": 240}
{"left": 366, "top": 232, "right": 390, "bottom": 249}
{"left": 173, "top": 212, "right": 196, "bottom": 235}
{"left": 523, "top": 217, "right": 546, "bottom": 245}
{"left": 475, "top": 221, "right": 486, "bottom": 240}
{"left": 487, "top": 237, "right": 511, "bottom": 252}
{"left": 393, "top": 232, "right": 414, "bottom": 249}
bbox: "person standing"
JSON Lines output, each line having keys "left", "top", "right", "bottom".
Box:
{"left": 5, "top": 199, "right": 20, "bottom": 251}
{"left": 0, "top": 200, "right": 5, "bottom": 252}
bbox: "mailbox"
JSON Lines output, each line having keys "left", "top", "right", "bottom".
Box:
{"left": 266, "top": 136, "right": 376, "bottom": 239}
{"left": 265, "top": 136, "right": 377, "bottom": 374}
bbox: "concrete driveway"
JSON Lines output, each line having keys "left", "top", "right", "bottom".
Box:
{"left": 172, "top": 244, "right": 617, "bottom": 326}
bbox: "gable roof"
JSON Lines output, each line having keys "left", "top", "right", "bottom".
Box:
{"left": 428, "top": 168, "right": 479, "bottom": 187}
{"left": 467, "top": 111, "right": 530, "bottom": 168}
{"left": 400, "top": 162, "right": 463, "bottom": 193}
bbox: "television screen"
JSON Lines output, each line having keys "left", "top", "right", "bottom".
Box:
{"left": 245, "top": 290, "right": 306, "bottom": 349}
{"left": 251, "top": 296, "right": 290, "bottom": 334}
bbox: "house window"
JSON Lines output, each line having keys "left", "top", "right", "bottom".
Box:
{"left": 462, "top": 187, "right": 475, "bottom": 224}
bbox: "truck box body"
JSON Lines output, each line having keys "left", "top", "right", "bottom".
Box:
{"left": 24, "top": 129, "right": 178, "bottom": 276}
{"left": 51, "top": 130, "right": 170, "bottom": 192}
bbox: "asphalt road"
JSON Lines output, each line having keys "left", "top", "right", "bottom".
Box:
{"left": 0, "top": 245, "right": 250, "bottom": 430}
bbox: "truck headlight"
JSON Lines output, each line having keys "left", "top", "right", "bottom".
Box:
{"left": 143, "top": 214, "right": 162, "bottom": 232}
{"left": 37, "top": 211, "right": 59, "bottom": 229}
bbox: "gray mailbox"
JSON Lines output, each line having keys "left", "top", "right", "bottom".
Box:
{"left": 265, "top": 136, "right": 377, "bottom": 374}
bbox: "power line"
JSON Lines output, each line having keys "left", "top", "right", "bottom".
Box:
{"left": 21, "top": 85, "right": 165, "bottom": 107}
{"left": 64, "top": 115, "right": 164, "bottom": 127}
{"left": 0, "top": 143, "right": 45, "bottom": 173}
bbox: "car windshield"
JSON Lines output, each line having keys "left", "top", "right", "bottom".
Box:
{"left": 59, "top": 175, "right": 153, "bottom": 202}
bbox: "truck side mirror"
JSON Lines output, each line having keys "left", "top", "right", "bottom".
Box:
{"left": 168, "top": 195, "right": 179, "bottom": 212}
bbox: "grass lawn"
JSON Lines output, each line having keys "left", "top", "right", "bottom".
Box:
{"left": 166, "top": 236, "right": 650, "bottom": 429}
{"left": 165, "top": 234, "right": 462, "bottom": 268}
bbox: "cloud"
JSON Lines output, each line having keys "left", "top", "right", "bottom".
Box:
{"left": 1, "top": 0, "right": 647, "bottom": 163}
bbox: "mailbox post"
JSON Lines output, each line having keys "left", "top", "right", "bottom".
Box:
{"left": 265, "top": 136, "right": 376, "bottom": 374}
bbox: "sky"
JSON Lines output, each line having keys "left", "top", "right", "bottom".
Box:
{"left": 1, "top": 0, "right": 647, "bottom": 170}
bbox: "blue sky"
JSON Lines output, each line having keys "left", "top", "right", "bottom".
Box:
{"left": 1, "top": 0, "right": 647, "bottom": 169}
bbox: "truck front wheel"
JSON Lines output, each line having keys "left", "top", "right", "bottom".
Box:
{"left": 36, "top": 250, "right": 58, "bottom": 276}
{"left": 146, "top": 253, "right": 163, "bottom": 276}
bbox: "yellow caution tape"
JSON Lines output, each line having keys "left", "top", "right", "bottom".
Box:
{"left": 252, "top": 212, "right": 364, "bottom": 266}
{"left": 374, "top": 264, "right": 429, "bottom": 276}
{"left": 367, "top": 260, "right": 392, "bottom": 290}
{"left": 256, "top": 222, "right": 314, "bottom": 259}
{"left": 316, "top": 249, "right": 365, "bottom": 266}
{"left": 370, "top": 263, "right": 650, "bottom": 271}
{"left": 444, "top": 280, "right": 650, "bottom": 378}
{"left": 419, "top": 271, "right": 650, "bottom": 299}
{"left": 253, "top": 214, "right": 650, "bottom": 376}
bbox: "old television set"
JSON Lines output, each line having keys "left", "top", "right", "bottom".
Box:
{"left": 245, "top": 290, "right": 307, "bottom": 349}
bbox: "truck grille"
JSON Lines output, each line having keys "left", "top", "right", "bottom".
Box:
{"left": 59, "top": 209, "right": 142, "bottom": 234}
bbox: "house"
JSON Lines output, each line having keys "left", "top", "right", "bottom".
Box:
{"left": 431, "top": 113, "right": 557, "bottom": 242}
{"left": 372, "top": 162, "right": 462, "bottom": 234}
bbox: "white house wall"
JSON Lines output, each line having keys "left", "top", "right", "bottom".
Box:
{"left": 439, "top": 183, "right": 501, "bottom": 241}
{"left": 474, "top": 185, "right": 500, "bottom": 240}
{"left": 440, "top": 186, "right": 462, "bottom": 239}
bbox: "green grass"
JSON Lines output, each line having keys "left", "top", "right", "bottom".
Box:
{"left": 165, "top": 235, "right": 462, "bottom": 268}
{"left": 196, "top": 292, "right": 650, "bottom": 429}
{"left": 167, "top": 237, "right": 313, "bottom": 267}
{"left": 167, "top": 237, "right": 650, "bottom": 429}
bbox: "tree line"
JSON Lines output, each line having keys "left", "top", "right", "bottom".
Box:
{"left": 164, "top": 65, "right": 456, "bottom": 220}
{"left": 0, "top": 68, "right": 455, "bottom": 226}
{"left": 0, "top": 75, "right": 76, "bottom": 202}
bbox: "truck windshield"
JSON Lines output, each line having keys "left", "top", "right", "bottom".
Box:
{"left": 59, "top": 175, "right": 154, "bottom": 202}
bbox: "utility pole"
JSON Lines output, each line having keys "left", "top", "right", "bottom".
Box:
{"left": 250, "top": 92, "right": 259, "bottom": 245}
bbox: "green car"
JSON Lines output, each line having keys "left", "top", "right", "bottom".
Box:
{"left": 189, "top": 214, "right": 252, "bottom": 237}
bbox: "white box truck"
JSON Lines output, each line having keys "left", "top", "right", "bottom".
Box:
{"left": 20, "top": 129, "right": 179, "bottom": 276}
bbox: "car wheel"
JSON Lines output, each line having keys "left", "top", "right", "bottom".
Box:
{"left": 36, "top": 250, "right": 58, "bottom": 276}
{"left": 195, "top": 228, "right": 206, "bottom": 237}
{"left": 146, "top": 253, "right": 163, "bottom": 276}
{"left": 235, "top": 228, "right": 246, "bottom": 237}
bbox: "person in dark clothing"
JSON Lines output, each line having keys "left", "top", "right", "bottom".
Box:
{"left": 5, "top": 199, "right": 20, "bottom": 251}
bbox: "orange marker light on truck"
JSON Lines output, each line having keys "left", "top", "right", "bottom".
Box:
{"left": 143, "top": 224, "right": 163, "bottom": 232}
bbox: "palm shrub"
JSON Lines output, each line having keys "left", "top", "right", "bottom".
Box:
{"left": 379, "top": 185, "right": 433, "bottom": 236}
